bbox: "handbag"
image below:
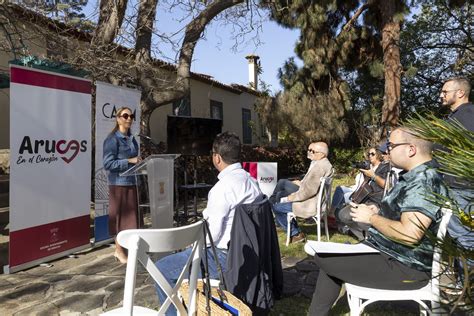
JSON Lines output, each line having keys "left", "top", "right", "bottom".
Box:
{"left": 179, "top": 220, "right": 252, "bottom": 316}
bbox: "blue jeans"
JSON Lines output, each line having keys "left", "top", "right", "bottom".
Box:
{"left": 447, "top": 188, "right": 474, "bottom": 281}
{"left": 155, "top": 247, "right": 228, "bottom": 316}
{"left": 269, "top": 179, "right": 299, "bottom": 204}
{"left": 272, "top": 202, "right": 300, "bottom": 237}
{"left": 331, "top": 186, "right": 355, "bottom": 212}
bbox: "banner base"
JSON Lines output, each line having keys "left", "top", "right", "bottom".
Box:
{"left": 4, "top": 243, "right": 91, "bottom": 274}
{"left": 91, "top": 237, "right": 114, "bottom": 248}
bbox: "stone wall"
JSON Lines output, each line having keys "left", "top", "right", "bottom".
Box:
{"left": 0, "top": 149, "right": 8, "bottom": 175}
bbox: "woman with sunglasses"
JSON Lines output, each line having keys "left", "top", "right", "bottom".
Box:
{"left": 335, "top": 146, "right": 390, "bottom": 240}
{"left": 103, "top": 107, "right": 141, "bottom": 263}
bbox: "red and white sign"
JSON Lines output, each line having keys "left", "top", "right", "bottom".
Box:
{"left": 9, "top": 65, "right": 91, "bottom": 271}
{"left": 243, "top": 162, "right": 278, "bottom": 198}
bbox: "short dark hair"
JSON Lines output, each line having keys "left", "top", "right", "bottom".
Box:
{"left": 445, "top": 76, "right": 471, "bottom": 97}
{"left": 213, "top": 131, "right": 241, "bottom": 164}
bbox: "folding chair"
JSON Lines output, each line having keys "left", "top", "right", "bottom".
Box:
{"left": 344, "top": 209, "right": 452, "bottom": 315}
{"left": 100, "top": 220, "right": 205, "bottom": 315}
{"left": 286, "top": 176, "right": 333, "bottom": 246}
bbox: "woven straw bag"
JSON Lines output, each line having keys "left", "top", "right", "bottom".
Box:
{"left": 179, "top": 280, "right": 252, "bottom": 315}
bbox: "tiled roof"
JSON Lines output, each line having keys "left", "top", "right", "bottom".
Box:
{"left": 8, "top": 4, "right": 261, "bottom": 96}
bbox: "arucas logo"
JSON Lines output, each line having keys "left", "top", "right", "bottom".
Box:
{"left": 17, "top": 136, "right": 88, "bottom": 165}
{"left": 260, "top": 176, "right": 275, "bottom": 183}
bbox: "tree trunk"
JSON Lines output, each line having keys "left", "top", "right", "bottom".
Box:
{"left": 92, "top": 0, "right": 128, "bottom": 47}
{"left": 139, "top": 0, "right": 245, "bottom": 136}
{"left": 92, "top": 0, "right": 246, "bottom": 137}
{"left": 380, "top": 1, "right": 402, "bottom": 129}
{"left": 135, "top": 0, "right": 156, "bottom": 63}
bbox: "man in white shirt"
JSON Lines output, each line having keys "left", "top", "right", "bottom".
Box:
{"left": 155, "top": 132, "right": 261, "bottom": 315}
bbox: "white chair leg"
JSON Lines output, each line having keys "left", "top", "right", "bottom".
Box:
{"left": 324, "top": 214, "right": 329, "bottom": 241}
{"left": 347, "top": 293, "right": 362, "bottom": 316}
{"left": 416, "top": 300, "right": 432, "bottom": 316}
{"left": 316, "top": 216, "right": 321, "bottom": 242}
{"left": 286, "top": 213, "right": 292, "bottom": 246}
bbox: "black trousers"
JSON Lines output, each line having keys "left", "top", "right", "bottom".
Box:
{"left": 309, "top": 252, "right": 430, "bottom": 315}
{"left": 268, "top": 179, "right": 299, "bottom": 204}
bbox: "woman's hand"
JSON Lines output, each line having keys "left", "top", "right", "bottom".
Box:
{"left": 128, "top": 157, "right": 141, "bottom": 164}
{"left": 359, "top": 168, "right": 375, "bottom": 179}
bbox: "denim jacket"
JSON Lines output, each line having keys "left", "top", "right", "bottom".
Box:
{"left": 103, "top": 130, "right": 139, "bottom": 186}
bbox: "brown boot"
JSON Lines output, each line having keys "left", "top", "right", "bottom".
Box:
{"left": 289, "top": 232, "right": 306, "bottom": 244}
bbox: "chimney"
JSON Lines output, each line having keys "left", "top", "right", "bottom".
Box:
{"left": 245, "top": 54, "right": 260, "bottom": 90}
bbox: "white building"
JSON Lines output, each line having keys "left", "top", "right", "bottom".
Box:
{"left": 0, "top": 5, "right": 266, "bottom": 154}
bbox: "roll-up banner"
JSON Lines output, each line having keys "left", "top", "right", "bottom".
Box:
{"left": 94, "top": 82, "right": 141, "bottom": 242}
{"left": 243, "top": 162, "right": 278, "bottom": 198}
{"left": 8, "top": 65, "right": 92, "bottom": 273}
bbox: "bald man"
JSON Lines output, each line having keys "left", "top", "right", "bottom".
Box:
{"left": 272, "top": 142, "right": 334, "bottom": 244}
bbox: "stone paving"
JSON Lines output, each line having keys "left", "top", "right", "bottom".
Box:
{"left": 0, "top": 244, "right": 160, "bottom": 315}
{"left": 0, "top": 226, "right": 320, "bottom": 315}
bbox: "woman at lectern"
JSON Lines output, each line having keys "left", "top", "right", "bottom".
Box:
{"left": 103, "top": 107, "right": 141, "bottom": 264}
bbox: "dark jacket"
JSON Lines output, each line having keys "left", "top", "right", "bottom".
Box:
{"left": 445, "top": 102, "right": 474, "bottom": 188}
{"left": 448, "top": 102, "right": 474, "bottom": 132}
{"left": 224, "top": 196, "right": 283, "bottom": 315}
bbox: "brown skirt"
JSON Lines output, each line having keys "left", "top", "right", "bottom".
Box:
{"left": 108, "top": 185, "right": 141, "bottom": 235}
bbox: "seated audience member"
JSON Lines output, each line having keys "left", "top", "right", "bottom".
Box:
{"left": 272, "top": 142, "right": 334, "bottom": 243}
{"left": 335, "top": 145, "right": 391, "bottom": 240}
{"left": 154, "top": 132, "right": 262, "bottom": 315}
{"left": 309, "top": 127, "right": 448, "bottom": 315}
{"left": 439, "top": 77, "right": 474, "bottom": 283}
{"left": 268, "top": 142, "right": 320, "bottom": 204}
{"left": 330, "top": 171, "right": 364, "bottom": 216}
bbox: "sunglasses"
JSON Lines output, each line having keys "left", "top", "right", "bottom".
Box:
{"left": 119, "top": 113, "right": 135, "bottom": 120}
{"left": 387, "top": 142, "right": 411, "bottom": 151}
{"left": 368, "top": 152, "right": 376, "bottom": 157}
{"left": 307, "top": 149, "right": 317, "bottom": 154}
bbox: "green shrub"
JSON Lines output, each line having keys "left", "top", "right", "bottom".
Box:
{"left": 329, "top": 147, "right": 365, "bottom": 175}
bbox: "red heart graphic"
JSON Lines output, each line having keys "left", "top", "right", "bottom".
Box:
{"left": 56, "top": 140, "right": 80, "bottom": 164}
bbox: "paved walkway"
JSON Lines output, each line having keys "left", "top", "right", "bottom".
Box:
{"left": 0, "top": 240, "right": 319, "bottom": 315}
{"left": 0, "top": 244, "right": 160, "bottom": 315}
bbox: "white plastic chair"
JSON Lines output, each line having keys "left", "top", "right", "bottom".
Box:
{"left": 344, "top": 209, "right": 452, "bottom": 315}
{"left": 286, "top": 176, "right": 333, "bottom": 246}
{"left": 100, "top": 220, "right": 205, "bottom": 316}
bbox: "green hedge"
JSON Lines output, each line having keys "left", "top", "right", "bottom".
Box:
{"left": 174, "top": 146, "right": 365, "bottom": 186}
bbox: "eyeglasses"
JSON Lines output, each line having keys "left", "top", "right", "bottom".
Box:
{"left": 387, "top": 142, "right": 411, "bottom": 151}
{"left": 307, "top": 149, "right": 317, "bottom": 154}
{"left": 119, "top": 113, "right": 135, "bottom": 120}
{"left": 368, "top": 152, "right": 376, "bottom": 157}
{"left": 441, "top": 89, "right": 459, "bottom": 97}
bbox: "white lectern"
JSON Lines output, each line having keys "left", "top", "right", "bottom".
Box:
{"left": 121, "top": 154, "right": 179, "bottom": 229}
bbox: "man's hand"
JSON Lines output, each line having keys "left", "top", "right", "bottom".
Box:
{"left": 292, "top": 179, "right": 302, "bottom": 186}
{"left": 350, "top": 202, "right": 379, "bottom": 224}
{"left": 359, "top": 168, "right": 375, "bottom": 179}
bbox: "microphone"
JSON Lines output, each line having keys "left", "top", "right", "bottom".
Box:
{"left": 136, "top": 133, "right": 159, "bottom": 147}
{"left": 137, "top": 133, "right": 153, "bottom": 141}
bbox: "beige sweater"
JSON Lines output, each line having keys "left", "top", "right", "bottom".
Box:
{"left": 291, "top": 157, "right": 334, "bottom": 218}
